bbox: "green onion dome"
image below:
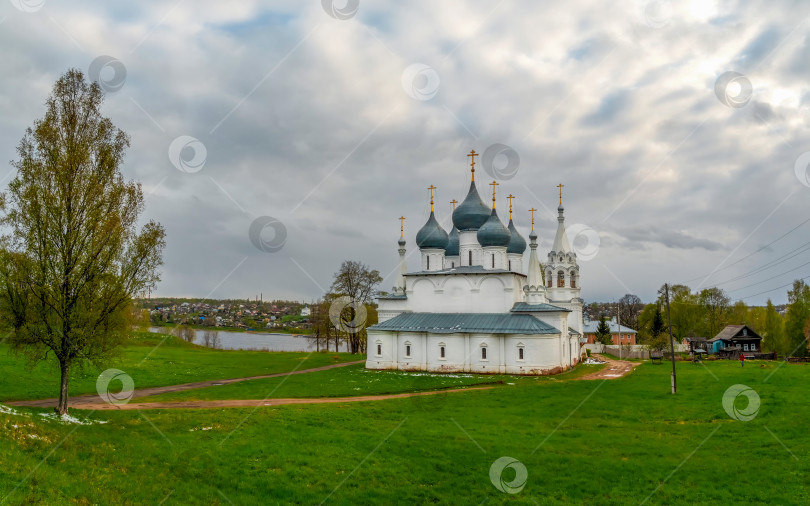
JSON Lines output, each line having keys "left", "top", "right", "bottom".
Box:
{"left": 506, "top": 219, "right": 527, "bottom": 254}
{"left": 415, "top": 212, "right": 449, "bottom": 249}
{"left": 476, "top": 209, "right": 511, "bottom": 247}
{"left": 452, "top": 181, "right": 491, "bottom": 231}
{"left": 445, "top": 226, "right": 460, "bottom": 256}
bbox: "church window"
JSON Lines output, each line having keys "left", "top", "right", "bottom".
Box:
{"left": 518, "top": 347, "right": 524, "bottom": 360}
{"left": 451, "top": 262, "right": 455, "bottom": 268}
{"left": 405, "top": 344, "right": 411, "bottom": 357}
{"left": 557, "top": 271, "right": 565, "bottom": 288}
{"left": 547, "top": 273, "right": 552, "bottom": 288}
{"left": 469, "top": 251, "right": 472, "bottom": 266}
{"left": 376, "top": 344, "right": 381, "bottom": 356}
{"left": 440, "top": 346, "right": 446, "bottom": 358}
{"left": 481, "top": 347, "right": 487, "bottom": 360}
{"left": 427, "top": 256, "right": 430, "bottom": 270}
{"left": 491, "top": 254, "right": 495, "bottom": 268}
{"left": 508, "top": 260, "right": 512, "bottom": 271}
{"left": 571, "top": 275, "right": 576, "bottom": 288}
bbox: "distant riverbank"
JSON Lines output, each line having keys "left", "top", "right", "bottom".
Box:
{"left": 149, "top": 327, "right": 346, "bottom": 352}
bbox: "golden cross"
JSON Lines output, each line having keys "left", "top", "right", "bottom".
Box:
{"left": 428, "top": 185, "right": 436, "bottom": 212}
{"left": 507, "top": 194, "right": 515, "bottom": 220}
{"left": 488, "top": 180, "right": 499, "bottom": 209}
{"left": 557, "top": 183, "right": 564, "bottom": 205}
{"left": 529, "top": 208, "right": 537, "bottom": 230}
{"left": 467, "top": 150, "right": 478, "bottom": 181}
{"left": 450, "top": 199, "right": 458, "bottom": 211}
{"left": 398, "top": 216, "right": 406, "bottom": 238}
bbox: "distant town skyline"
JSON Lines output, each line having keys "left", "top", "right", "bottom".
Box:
{"left": 2, "top": 1, "right": 809, "bottom": 305}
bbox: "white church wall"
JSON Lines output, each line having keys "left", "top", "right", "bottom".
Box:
{"left": 458, "top": 231, "right": 483, "bottom": 266}
{"left": 377, "top": 298, "right": 409, "bottom": 323}
{"left": 366, "top": 331, "right": 574, "bottom": 376}
{"left": 406, "top": 274, "right": 525, "bottom": 313}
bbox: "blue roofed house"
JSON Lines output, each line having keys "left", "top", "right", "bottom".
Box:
{"left": 366, "top": 152, "right": 584, "bottom": 376}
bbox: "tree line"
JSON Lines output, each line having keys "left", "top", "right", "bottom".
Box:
{"left": 616, "top": 282, "right": 810, "bottom": 357}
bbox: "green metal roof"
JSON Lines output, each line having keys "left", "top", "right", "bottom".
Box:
{"left": 511, "top": 302, "right": 570, "bottom": 312}
{"left": 368, "top": 312, "right": 560, "bottom": 334}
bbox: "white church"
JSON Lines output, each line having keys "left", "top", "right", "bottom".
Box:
{"left": 366, "top": 151, "right": 584, "bottom": 376}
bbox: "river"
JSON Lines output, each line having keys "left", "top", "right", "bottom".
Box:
{"left": 149, "top": 327, "right": 348, "bottom": 352}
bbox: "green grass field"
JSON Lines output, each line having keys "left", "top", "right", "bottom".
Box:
{"left": 0, "top": 335, "right": 808, "bottom": 504}
{"left": 0, "top": 332, "right": 359, "bottom": 402}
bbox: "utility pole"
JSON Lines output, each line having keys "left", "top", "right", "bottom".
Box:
{"left": 664, "top": 283, "right": 677, "bottom": 394}
{"left": 617, "top": 301, "right": 622, "bottom": 360}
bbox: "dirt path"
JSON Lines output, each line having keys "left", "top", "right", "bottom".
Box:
{"left": 577, "top": 354, "right": 641, "bottom": 380}
{"left": 11, "top": 386, "right": 495, "bottom": 411}
{"left": 9, "top": 360, "right": 365, "bottom": 409}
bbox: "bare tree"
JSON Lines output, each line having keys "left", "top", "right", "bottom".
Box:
{"left": 329, "top": 261, "right": 382, "bottom": 354}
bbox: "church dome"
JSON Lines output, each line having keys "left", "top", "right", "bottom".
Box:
{"left": 415, "top": 212, "right": 449, "bottom": 249}
{"left": 477, "top": 209, "right": 511, "bottom": 247}
{"left": 452, "top": 181, "right": 490, "bottom": 231}
{"left": 506, "top": 220, "right": 526, "bottom": 254}
{"left": 446, "top": 226, "right": 460, "bottom": 256}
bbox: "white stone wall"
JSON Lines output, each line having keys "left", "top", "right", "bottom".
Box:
{"left": 507, "top": 253, "right": 523, "bottom": 273}
{"left": 420, "top": 249, "right": 445, "bottom": 271}
{"left": 366, "top": 331, "right": 574, "bottom": 375}
{"left": 458, "top": 231, "right": 483, "bottom": 266}
{"left": 405, "top": 273, "right": 525, "bottom": 313}
{"left": 481, "top": 247, "right": 507, "bottom": 270}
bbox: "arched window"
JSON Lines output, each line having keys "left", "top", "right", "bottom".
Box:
{"left": 375, "top": 341, "right": 382, "bottom": 356}
{"left": 508, "top": 260, "right": 512, "bottom": 271}
{"left": 427, "top": 256, "right": 430, "bottom": 270}
{"left": 405, "top": 343, "right": 411, "bottom": 358}
{"left": 557, "top": 271, "right": 565, "bottom": 287}
{"left": 468, "top": 250, "right": 472, "bottom": 266}
{"left": 571, "top": 273, "right": 577, "bottom": 288}
{"left": 451, "top": 262, "right": 455, "bottom": 268}
{"left": 481, "top": 347, "right": 487, "bottom": 360}
{"left": 547, "top": 272, "right": 552, "bottom": 288}
{"left": 518, "top": 347, "right": 524, "bottom": 360}
{"left": 440, "top": 345, "right": 446, "bottom": 358}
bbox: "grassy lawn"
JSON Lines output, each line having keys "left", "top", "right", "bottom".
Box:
{"left": 141, "top": 361, "right": 606, "bottom": 402}
{"left": 0, "top": 332, "right": 360, "bottom": 402}
{"left": 0, "top": 353, "right": 808, "bottom": 504}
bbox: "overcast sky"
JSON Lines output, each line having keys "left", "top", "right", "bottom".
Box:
{"left": 2, "top": 0, "right": 809, "bottom": 305}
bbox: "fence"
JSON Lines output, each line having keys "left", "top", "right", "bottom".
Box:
{"left": 584, "top": 343, "right": 687, "bottom": 360}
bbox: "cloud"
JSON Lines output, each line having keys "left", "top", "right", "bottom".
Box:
{"left": 1, "top": 0, "right": 809, "bottom": 305}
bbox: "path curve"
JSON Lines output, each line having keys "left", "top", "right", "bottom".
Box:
{"left": 9, "top": 360, "right": 365, "bottom": 409}
{"left": 577, "top": 354, "right": 641, "bottom": 380}
{"left": 11, "top": 386, "right": 495, "bottom": 411}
